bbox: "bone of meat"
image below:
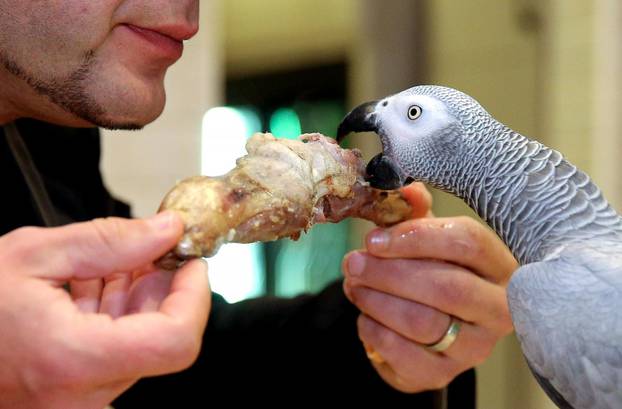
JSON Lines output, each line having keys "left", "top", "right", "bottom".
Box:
{"left": 157, "top": 133, "right": 413, "bottom": 269}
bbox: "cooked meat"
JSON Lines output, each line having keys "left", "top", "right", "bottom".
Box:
{"left": 157, "top": 133, "right": 412, "bottom": 269}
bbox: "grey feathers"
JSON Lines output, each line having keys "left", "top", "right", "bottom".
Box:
{"left": 509, "top": 244, "right": 622, "bottom": 409}
{"left": 340, "top": 85, "right": 622, "bottom": 409}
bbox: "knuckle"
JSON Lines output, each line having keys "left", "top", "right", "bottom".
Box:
{"left": 457, "top": 329, "right": 498, "bottom": 367}
{"left": 494, "top": 312, "right": 515, "bottom": 337}
{"left": 358, "top": 315, "right": 397, "bottom": 351}
{"left": 452, "top": 216, "right": 487, "bottom": 259}
{"left": 434, "top": 273, "right": 475, "bottom": 310}
{"left": 91, "top": 217, "right": 124, "bottom": 242}
{"left": 87, "top": 217, "right": 132, "bottom": 255}
{"left": 499, "top": 318, "right": 515, "bottom": 336}
{"left": 488, "top": 292, "right": 514, "bottom": 336}
{"left": 401, "top": 305, "right": 443, "bottom": 343}
{"left": 376, "top": 329, "right": 398, "bottom": 352}
{"left": 470, "top": 341, "right": 495, "bottom": 366}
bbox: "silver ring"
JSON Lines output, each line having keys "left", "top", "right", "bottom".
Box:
{"left": 425, "top": 316, "right": 461, "bottom": 352}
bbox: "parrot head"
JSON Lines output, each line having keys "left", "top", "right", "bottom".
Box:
{"left": 337, "top": 85, "right": 498, "bottom": 192}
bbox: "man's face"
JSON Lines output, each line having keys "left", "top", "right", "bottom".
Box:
{"left": 0, "top": 0, "right": 199, "bottom": 129}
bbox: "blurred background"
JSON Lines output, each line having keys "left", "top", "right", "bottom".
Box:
{"left": 101, "top": 1, "right": 622, "bottom": 408}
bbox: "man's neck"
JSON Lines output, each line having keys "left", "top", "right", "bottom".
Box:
{"left": 0, "top": 82, "right": 20, "bottom": 125}
{"left": 0, "top": 69, "right": 25, "bottom": 125}
{"left": 0, "top": 106, "right": 19, "bottom": 125}
{"left": 0, "top": 77, "right": 76, "bottom": 127}
{"left": 0, "top": 69, "right": 96, "bottom": 128}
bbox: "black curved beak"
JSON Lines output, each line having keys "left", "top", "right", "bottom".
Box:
{"left": 337, "top": 100, "right": 406, "bottom": 190}
{"left": 365, "top": 153, "right": 403, "bottom": 190}
{"left": 337, "top": 100, "right": 379, "bottom": 143}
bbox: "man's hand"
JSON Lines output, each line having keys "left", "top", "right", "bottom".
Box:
{"left": 0, "top": 212, "right": 211, "bottom": 409}
{"left": 342, "top": 183, "right": 516, "bottom": 392}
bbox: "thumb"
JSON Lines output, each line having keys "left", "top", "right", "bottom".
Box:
{"left": 10, "top": 212, "right": 183, "bottom": 281}
{"left": 401, "top": 182, "right": 433, "bottom": 219}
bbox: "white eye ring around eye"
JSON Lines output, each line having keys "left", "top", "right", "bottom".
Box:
{"left": 408, "top": 105, "right": 422, "bottom": 120}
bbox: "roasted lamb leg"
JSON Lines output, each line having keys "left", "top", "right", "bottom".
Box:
{"left": 157, "top": 133, "right": 413, "bottom": 269}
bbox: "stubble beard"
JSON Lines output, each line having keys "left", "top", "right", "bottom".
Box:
{"left": 0, "top": 50, "right": 143, "bottom": 130}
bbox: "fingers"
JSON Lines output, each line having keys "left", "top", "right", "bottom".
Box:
{"left": 1, "top": 212, "right": 183, "bottom": 281}
{"left": 400, "top": 182, "right": 433, "bottom": 218}
{"left": 357, "top": 315, "right": 461, "bottom": 392}
{"left": 70, "top": 278, "right": 104, "bottom": 313}
{"left": 92, "top": 259, "right": 211, "bottom": 377}
{"left": 346, "top": 286, "right": 500, "bottom": 365}
{"left": 99, "top": 273, "right": 132, "bottom": 318}
{"left": 159, "top": 259, "right": 210, "bottom": 327}
{"left": 344, "top": 214, "right": 516, "bottom": 392}
{"left": 125, "top": 270, "right": 175, "bottom": 314}
{"left": 138, "top": 258, "right": 211, "bottom": 374}
{"left": 365, "top": 216, "right": 517, "bottom": 284}
{"left": 343, "top": 253, "right": 512, "bottom": 334}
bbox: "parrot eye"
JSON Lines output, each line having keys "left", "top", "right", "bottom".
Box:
{"left": 407, "top": 105, "right": 422, "bottom": 120}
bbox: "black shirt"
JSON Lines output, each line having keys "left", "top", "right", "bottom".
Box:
{"left": 1, "top": 119, "right": 475, "bottom": 407}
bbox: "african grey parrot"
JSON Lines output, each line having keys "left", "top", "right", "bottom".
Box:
{"left": 337, "top": 85, "right": 622, "bottom": 409}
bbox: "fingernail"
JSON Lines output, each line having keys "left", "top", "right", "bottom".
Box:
{"left": 148, "top": 211, "right": 175, "bottom": 231}
{"left": 346, "top": 252, "right": 366, "bottom": 277}
{"left": 367, "top": 229, "right": 390, "bottom": 252}
{"left": 199, "top": 258, "right": 209, "bottom": 274}
{"left": 199, "top": 258, "right": 211, "bottom": 290}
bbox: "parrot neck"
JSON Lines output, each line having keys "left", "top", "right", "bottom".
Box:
{"left": 458, "top": 129, "right": 622, "bottom": 264}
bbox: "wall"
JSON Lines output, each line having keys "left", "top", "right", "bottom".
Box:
{"left": 540, "top": 1, "right": 594, "bottom": 172}
{"left": 592, "top": 0, "right": 622, "bottom": 210}
{"left": 224, "top": 0, "right": 355, "bottom": 77}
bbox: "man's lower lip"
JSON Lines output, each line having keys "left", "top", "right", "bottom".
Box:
{"left": 123, "top": 24, "right": 183, "bottom": 60}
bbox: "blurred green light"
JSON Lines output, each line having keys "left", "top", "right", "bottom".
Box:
{"left": 234, "top": 107, "right": 262, "bottom": 138}
{"left": 269, "top": 108, "right": 301, "bottom": 139}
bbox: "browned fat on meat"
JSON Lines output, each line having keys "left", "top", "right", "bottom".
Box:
{"left": 157, "top": 133, "right": 413, "bottom": 269}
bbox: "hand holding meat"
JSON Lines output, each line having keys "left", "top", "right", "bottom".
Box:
{"left": 0, "top": 215, "right": 210, "bottom": 409}
{"left": 158, "top": 133, "right": 414, "bottom": 267}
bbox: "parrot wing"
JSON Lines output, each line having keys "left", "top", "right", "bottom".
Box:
{"left": 508, "top": 243, "right": 622, "bottom": 409}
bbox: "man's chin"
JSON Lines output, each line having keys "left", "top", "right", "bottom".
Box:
{"left": 91, "top": 93, "right": 165, "bottom": 130}
{"left": 53, "top": 69, "right": 166, "bottom": 130}
{"left": 94, "top": 116, "right": 146, "bottom": 131}
{"left": 54, "top": 111, "right": 146, "bottom": 130}
{"left": 37, "top": 91, "right": 160, "bottom": 130}
{"left": 99, "top": 122, "right": 145, "bottom": 131}
{"left": 74, "top": 100, "right": 163, "bottom": 130}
